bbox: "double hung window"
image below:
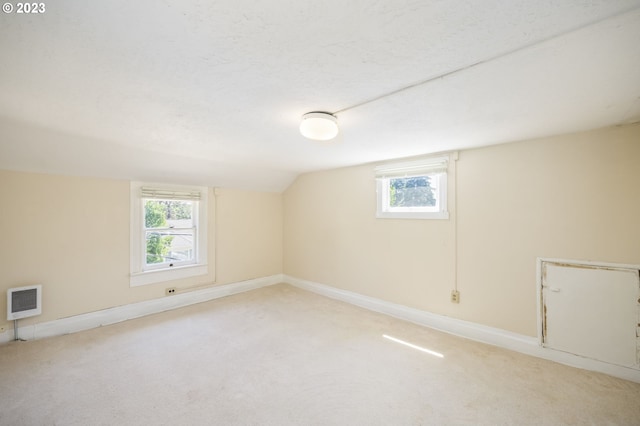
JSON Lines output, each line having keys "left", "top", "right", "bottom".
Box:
{"left": 142, "top": 188, "right": 198, "bottom": 270}
{"left": 130, "top": 183, "right": 208, "bottom": 286}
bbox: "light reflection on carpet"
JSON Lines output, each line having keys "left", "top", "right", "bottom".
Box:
{"left": 383, "top": 334, "right": 444, "bottom": 358}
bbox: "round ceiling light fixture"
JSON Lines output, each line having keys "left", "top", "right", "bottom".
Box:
{"left": 299, "top": 112, "right": 339, "bottom": 141}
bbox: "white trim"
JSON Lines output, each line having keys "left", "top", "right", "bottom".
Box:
{"left": 284, "top": 274, "right": 640, "bottom": 383}
{"left": 536, "top": 258, "right": 544, "bottom": 346}
{"left": 130, "top": 264, "right": 209, "bottom": 287}
{"left": 537, "top": 257, "right": 640, "bottom": 272}
{"left": 375, "top": 210, "right": 450, "bottom": 220}
{"left": 0, "top": 274, "right": 283, "bottom": 344}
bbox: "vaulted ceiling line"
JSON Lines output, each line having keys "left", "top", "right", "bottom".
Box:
{"left": 332, "top": 5, "right": 640, "bottom": 116}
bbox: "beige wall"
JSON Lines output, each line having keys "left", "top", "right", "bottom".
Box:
{"left": 284, "top": 124, "right": 640, "bottom": 336}
{"left": 214, "top": 187, "right": 283, "bottom": 284}
{"left": 0, "top": 171, "right": 283, "bottom": 330}
{"left": 2, "top": 124, "right": 637, "bottom": 338}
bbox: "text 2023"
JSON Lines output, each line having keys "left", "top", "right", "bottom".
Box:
{"left": 17, "top": 3, "right": 45, "bottom": 13}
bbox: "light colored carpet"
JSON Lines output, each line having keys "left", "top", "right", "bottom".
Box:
{"left": 1, "top": 283, "right": 639, "bottom": 425}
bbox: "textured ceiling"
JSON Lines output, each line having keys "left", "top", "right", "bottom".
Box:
{"left": 1, "top": 0, "right": 639, "bottom": 191}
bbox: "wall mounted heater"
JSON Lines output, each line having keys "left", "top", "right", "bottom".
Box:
{"left": 7, "top": 285, "right": 42, "bottom": 321}
{"left": 7, "top": 285, "right": 42, "bottom": 341}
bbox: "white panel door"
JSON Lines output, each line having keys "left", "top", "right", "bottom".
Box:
{"left": 542, "top": 262, "right": 639, "bottom": 368}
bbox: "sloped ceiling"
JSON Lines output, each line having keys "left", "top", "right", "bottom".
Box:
{"left": 1, "top": 0, "right": 639, "bottom": 192}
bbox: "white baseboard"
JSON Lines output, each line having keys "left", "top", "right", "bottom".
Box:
{"left": 0, "top": 274, "right": 283, "bottom": 344}
{"left": 3, "top": 272, "right": 638, "bottom": 383}
{"left": 284, "top": 275, "right": 640, "bottom": 384}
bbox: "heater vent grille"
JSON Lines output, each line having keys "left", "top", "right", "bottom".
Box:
{"left": 12, "top": 289, "right": 38, "bottom": 313}
{"left": 7, "top": 285, "right": 42, "bottom": 320}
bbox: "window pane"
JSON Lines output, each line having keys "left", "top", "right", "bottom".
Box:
{"left": 144, "top": 199, "right": 195, "bottom": 266}
{"left": 145, "top": 200, "right": 193, "bottom": 229}
{"left": 145, "top": 229, "right": 195, "bottom": 265}
{"left": 389, "top": 176, "right": 436, "bottom": 208}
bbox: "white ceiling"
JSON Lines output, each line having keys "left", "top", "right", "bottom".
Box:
{"left": 1, "top": 0, "right": 639, "bottom": 192}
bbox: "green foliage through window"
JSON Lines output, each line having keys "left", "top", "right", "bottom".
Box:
{"left": 145, "top": 200, "right": 167, "bottom": 228}
{"left": 389, "top": 176, "right": 436, "bottom": 207}
{"left": 146, "top": 232, "right": 174, "bottom": 264}
{"left": 144, "top": 200, "right": 189, "bottom": 264}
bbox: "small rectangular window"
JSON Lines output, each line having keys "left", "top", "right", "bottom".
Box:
{"left": 375, "top": 155, "right": 450, "bottom": 219}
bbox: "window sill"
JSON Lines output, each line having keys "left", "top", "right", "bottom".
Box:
{"left": 376, "top": 211, "right": 449, "bottom": 220}
{"left": 130, "top": 263, "right": 208, "bottom": 287}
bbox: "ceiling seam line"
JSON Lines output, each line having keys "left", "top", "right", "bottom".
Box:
{"left": 332, "top": 5, "right": 640, "bottom": 115}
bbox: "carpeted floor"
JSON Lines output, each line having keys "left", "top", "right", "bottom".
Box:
{"left": 1, "top": 283, "right": 639, "bottom": 425}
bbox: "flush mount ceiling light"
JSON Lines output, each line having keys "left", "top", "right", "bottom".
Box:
{"left": 299, "top": 112, "right": 339, "bottom": 141}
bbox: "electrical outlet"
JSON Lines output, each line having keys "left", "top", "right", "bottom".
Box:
{"left": 165, "top": 287, "right": 177, "bottom": 296}
{"left": 451, "top": 290, "right": 460, "bottom": 304}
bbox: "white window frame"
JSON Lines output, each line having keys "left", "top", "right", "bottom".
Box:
{"left": 375, "top": 155, "right": 451, "bottom": 220}
{"left": 130, "top": 182, "right": 208, "bottom": 287}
